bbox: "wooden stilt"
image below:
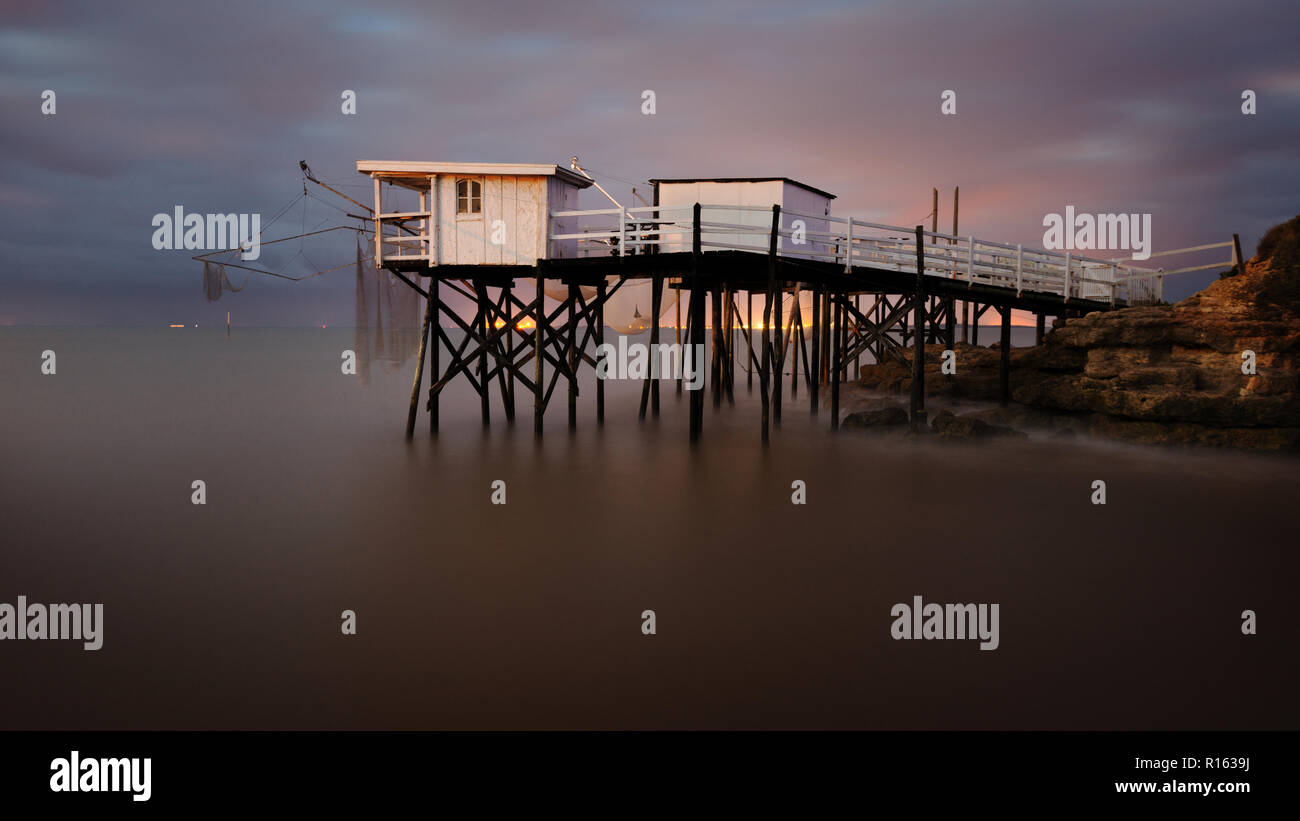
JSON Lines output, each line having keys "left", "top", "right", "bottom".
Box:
{"left": 910, "top": 226, "right": 927, "bottom": 430}
{"left": 676, "top": 281, "right": 683, "bottom": 395}
{"left": 597, "top": 279, "right": 606, "bottom": 424}
{"left": 567, "top": 281, "right": 577, "bottom": 430}
{"left": 760, "top": 205, "right": 778, "bottom": 445}
{"left": 406, "top": 277, "right": 435, "bottom": 439}
{"left": 651, "top": 275, "right": 662, "bottom": 416}
{"left": 430, "top": 277, "right": 439, "bottom": 434}
{"left": 504, "top": 281, "right": 515, "bottom": 423}
{"left": 853, "top": 294, "right": 861, "bottom": 380}
{"left": 723, "top": 286, "right": 735, "bottom": 405}
{"left": 773, "top": 282, "right": 783, "bottom": 425}
{"left": 475, "top": 279, "right": 490, "bottom": 427}
{"left": 711, "top": 284, "right": 722, "bottom": 408}
{"left": 831, "top": 293, "right": 841, "bottom": 430}
{"left": 810, "top": 283, "right": 820, "bottom": 414}
{"left": 534, "top": 272, "right": 544, "bottom": 436}
{"left": 746, "top": 291, "right": 753, "bottom": 390}
{"left": 1000, "top": 305, "right": 1012, "bottom": 406}
{"left": 690, "top": 203, "right": 705, "bottom": 443}
{"left": 1035, "top": 312, "right": 1045, "bottom": 345}
{"left": 785, "top": 288, "right": 795, "bottom": 397}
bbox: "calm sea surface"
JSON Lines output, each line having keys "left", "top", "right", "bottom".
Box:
{"left": 1, "top": 327, "right": 1296, "bottom": 729}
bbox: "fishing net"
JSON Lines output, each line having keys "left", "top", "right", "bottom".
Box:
{"left": 353, "top": 236, "right": 424, "bottom": 385}
{"left": 202, "top": 260, "right": 249, "bottom": 302}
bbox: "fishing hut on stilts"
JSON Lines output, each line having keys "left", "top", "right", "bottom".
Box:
{"left": 356, "top": 158, "right": 1232, "bottom": 445}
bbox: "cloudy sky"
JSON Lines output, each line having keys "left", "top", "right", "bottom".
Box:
{"left": 2, "top": 0, "right": 1297, "bottom": 325}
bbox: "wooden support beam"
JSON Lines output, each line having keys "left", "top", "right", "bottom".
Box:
{"left": 785, "top": 285, "right": 795, "bottom": 397}
{"left": 429, "top": 277, "right": 439, "bottom": 434}
{"left": 853, "top": 294, "right": 861, "bottom": 380}
{"left": 676, "top": 280, "right": 684, "bottom": 395}
{"left": 534, "top": 272, "right": 544, "bottom": 435}
{"left": 810, "top": 283, "right": 820, "bottom": 414}
{"left": 723, "top": 285, "right": 735, "bottom": 405}
{"left": 690, "top": 204, "right": 705, "bottom": 443}
{"left": 1035, "top": 312, "right": 1045, "bottom": 345}
{"left": 773, "top": 282, "right": 783, "bottom": 425}
{"left": 711, "top": 283, "right": 722, "bottom": 408}
{"left": 746, "top": 291, "right": 753, "bottom": 390}
{"left": 651, "top": 274, "right": 662, "bottom": 416}
{"left": 910, "top": 225, "right": 927, "bottom": 430}
{"left": 504, "top": 281, "right": 515, "bottom": 423}
{"left": 406, "top": 278, "right": 435, "bottom": 439}
{"left": 567, "top": 282, "right": 577, "bottom": 430}
{"left": 475, "top": 279, "right": 490, "bottom": 427}
{"left": 831, "top": 293, "right": 841, "bottom": 430}
{"left": 760, "top": 205, "right": 778, "bottom": 445}
{"left": 597, "top": 279, "right": 606, "bottom": 424}
{"left": 1000, "top": 305, "right": 1012, "bottom": 406}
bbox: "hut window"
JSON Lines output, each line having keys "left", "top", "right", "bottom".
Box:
{"left": 456, "top": 179, "right": 482, "bottom": 215}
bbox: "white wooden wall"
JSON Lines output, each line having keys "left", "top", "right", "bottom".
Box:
{"left": 546, "top": 176, "right": 581, "bottom": 259}
{"left": 655, "top": 181, "right": 834, "bottom": 258}
{"left": 432, "top": 175, "right": 563, "bottom": 266}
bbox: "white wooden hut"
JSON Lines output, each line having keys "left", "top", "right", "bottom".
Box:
{"left": 650, "top": 177, "right": 836, "bottom": 257}
{"left": 356, "top": 161, "right": 593, "bottom": 267}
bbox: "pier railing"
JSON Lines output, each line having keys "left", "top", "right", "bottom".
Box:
{"left": 549, "top": 204, "right": 1237, "bottom": 306}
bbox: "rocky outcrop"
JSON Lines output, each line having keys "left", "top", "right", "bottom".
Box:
{"left": 853, "top": 215, "right": 1300, "bottom": 450}
{"left": 842, "top": 405, "right": 909, "bottom": 429}
{"left": 930, "top": 409, "right": 1027, "bottom": 440}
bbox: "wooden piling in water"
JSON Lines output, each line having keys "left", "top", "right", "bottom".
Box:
{"left": 853, "top": 294, "right": 860, "bottom": 380}
{"left": 567, "top": 281, "right": 577, "bottom": 430}
{"left": 760, "top": 205, "right": 778, "bottom": 445}
{"left": 746, "top": 291, "right": 753, "bottom": 390}
{"left": 1000, "top": 305, "right": 1011, "bottom": 406}
{"left": 910, "top": 225, "right": 926, "bottom": 430}
{"left": 723, "top": 286, "right": 735, "bottom": 405}
{"left": 650, "top": 275, "right": 662, "bottom": 417}
{"left": 406, "top": 277, "right": 436, "bottom": 439}
{"left": 504, "top": 282, "right": 515, "bottom": 424}
{"left": 785, "top": 287, "right": 795, "bottom": 400}
{"left": 476, "top": 279, "right": 490, "bottom": 427}
{"left": 676, "top": 282, "right": 683, "bottom": 395}
{"left": 690, "top": 204, "right": 705, "bottom": 443}
{"left": 711, "top": 283, "right": 722, "bottom": 408}
{"left": 430, "top": 277, "right": 439, "bottom": 434}
{"left": 831, "top": 293, "right": 841, "bottom": 430}
{"left": 597, "top": 279, "right": 607, "bottom": 424}
{"left": 810, "top": 283, "right": 820, "bottom": 414}
{"left": 534, "top": 272, "right": 544, "bottom": 436}
{"left": 773, "top": 281, "right": 783, "bottom": 425}
{"left": 1035, "top": 312, "right": 1045, "bottom": 345}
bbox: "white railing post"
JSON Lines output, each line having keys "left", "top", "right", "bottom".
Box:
{"left": 1063, "top": 251, "right": 1071, "bottom": 301}
{"left": 967, "top": 236, "right": 974, "bottom": 287}
{"left": 373, "top": 175, "right": 383, "bottom": 268}
{"left": 1015, "top": 244, "right": 1023, "bottom": 296}
{"left": 619, "top": 207, "right": 627, "bottom": 257}
{"left": 844, "top": 218, "right": 853, "bottom": 272}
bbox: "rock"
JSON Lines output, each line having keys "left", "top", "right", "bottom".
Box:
{"left": 842, "top": 405, "right": 909, "bottom": 429}
{"left": 930, "top": 409, "right": 1028, "bottom": 440}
